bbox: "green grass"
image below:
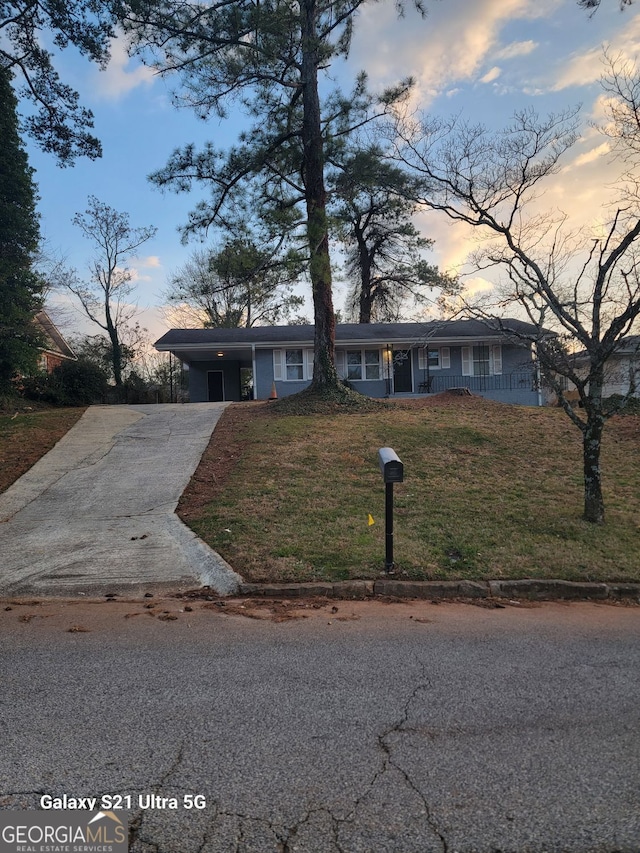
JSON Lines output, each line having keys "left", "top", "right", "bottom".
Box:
{"left": 182, "top": 397, "right": 640, "bottom": 584}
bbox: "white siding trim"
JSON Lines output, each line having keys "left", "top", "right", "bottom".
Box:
{"left": 461, "top": 347, "right": 472, "bottom": 376}
{"left": 491, "top": 345, "right": 502, "bottom": 375}
{"left": 304, "top": 348, "right": 314, "bottom": 381}
{"left": 273, "top": 349, "right": 283, "bottom": 381}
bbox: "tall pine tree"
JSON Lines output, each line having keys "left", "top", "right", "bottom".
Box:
{"left": 0, "top": 65, "right": 43, "bottom": 394}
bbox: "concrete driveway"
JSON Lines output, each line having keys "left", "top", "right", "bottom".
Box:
{"left": 0, "top": 404, "right": 242, "bottom": 597}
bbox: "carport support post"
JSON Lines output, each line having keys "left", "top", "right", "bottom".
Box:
{"left": 385, "top": 482, "right": 394, "bottom": 573}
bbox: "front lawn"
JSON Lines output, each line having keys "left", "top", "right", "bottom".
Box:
{"left": 178, "top": 396, "right": 640, "bottom": 583}
{"left": 0, "top": 406, "right": 86, "bottom": 494}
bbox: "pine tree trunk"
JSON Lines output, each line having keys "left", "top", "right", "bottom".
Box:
{"left": 300, "top": 0, "right": 338, "bottom": 391}
{"left": 359, "top": 289, "right": 373, "bottom": 324}
{"left": 357, "top": 231, "right": 373, "bottom": 323}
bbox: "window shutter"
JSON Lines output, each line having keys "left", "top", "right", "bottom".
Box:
{"left": 461, "top": 347, "right": 472, "bottom": 376}
{"left": 273, "top": 349, "right": 283, "bottom": 381}
{"left": 335, "top": 349, "right": 346, "bottom": 379}
{"left": 441, "top": 347, "right": 450, "bottom": 369}
{"left": 418, "top": 347, "right": 426, "bottom": 370}
{"left": 491, "top": 345, "right": 502, "bottom": 375}
{"left": 304, "top": 349, "right": 314, "bottom": 380}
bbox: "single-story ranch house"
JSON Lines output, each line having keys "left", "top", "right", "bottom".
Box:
{"left": 154, "top": 319, "right": 546, "bottom": 406}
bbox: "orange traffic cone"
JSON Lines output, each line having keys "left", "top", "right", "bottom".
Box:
{"left": 269, "top": 382, "right": 278, "bottom": 400}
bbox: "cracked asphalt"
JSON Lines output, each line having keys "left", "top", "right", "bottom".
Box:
{"left": 0, "top": 598, "right": 638, "bottom": 852}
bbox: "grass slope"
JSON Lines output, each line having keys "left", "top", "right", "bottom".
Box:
{"left": 0, "top": 407, "right": 86, "bottom": 494}
{"left": 178, "top": 396, "right": 640, "bottom": 584}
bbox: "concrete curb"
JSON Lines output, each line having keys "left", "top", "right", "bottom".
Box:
{"left": 238, "top": 579, "right": 640, "bottom": 602}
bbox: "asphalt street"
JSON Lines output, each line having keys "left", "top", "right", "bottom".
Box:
{"left": 0, "top": 598, "right": 638, "bottom": 853}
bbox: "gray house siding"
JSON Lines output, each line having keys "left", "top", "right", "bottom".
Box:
{"left": 343, "top": 377, "right": 387, "bottom": 397}
{"left": 187, "top": 344, "right": 538, "bottom": 404}
{"left": 155, "top": 320, "right": 547, "bottom": 406}
{"left": 255, "top": 343, "right": 537, "bottom": 402}
{"left": 255, "top": 348, "right": 310, "bottom": 399}
{"left": 410, "top": 344, "right": 538, "bottom": 405}
{"left": 189, "top": 360, "right": 243, "bottom": 403}
{"left": 255, "top": 349, "right": 274, "bottom": 400}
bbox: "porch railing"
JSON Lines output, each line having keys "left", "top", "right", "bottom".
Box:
{"left": 417, "top": 371, "right": 537, "bottom": 394}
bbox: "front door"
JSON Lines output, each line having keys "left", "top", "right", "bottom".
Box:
{"left": 207, "top": 370, "right": 225, "bottom": 402}
{"left": 393, "top": 350, "right": 413, "bottom": 393}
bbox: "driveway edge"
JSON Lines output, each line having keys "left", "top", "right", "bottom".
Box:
{"left": 238, "top": 578, "right": 640, "bottom": 602}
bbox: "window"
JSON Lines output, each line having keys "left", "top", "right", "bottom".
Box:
{"left": 365, "top": 349, "right": 381, "bottom": 379}
{"left": 418, "top": 347, "right": 450, "bottom": 371}
{"left": 461, "top": 345, "right": 502, "bottom": 377}
{"left": 346, "top": 350, "right": 362, "bottom": 380}
{"left": 345, "top": 349, "right": 381, "bottom": 381}
{"left": 285, "top": 348, "right": 303, "bottom": 380}
{"left": 418, "top": 348, "right": 440, "bottom": 369}
{"left": 473, "top": 345, "right": 490, "bottom": 376}
{"left": 273, "top": 348, "right": 313, "bottom": 381}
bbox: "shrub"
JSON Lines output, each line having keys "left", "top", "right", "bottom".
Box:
{"left": 22, "top": 360, "right": 108, "bottom": 406}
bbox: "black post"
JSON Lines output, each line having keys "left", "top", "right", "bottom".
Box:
{"left": 378, "top": 447, "right": 403, "bottom": 574}
{"left": 385, "top": 481, "right": 394, "bottom": 572}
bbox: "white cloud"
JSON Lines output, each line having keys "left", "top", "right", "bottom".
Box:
{"left": 572, "top": 141, "right": 611, "bottom": 168}
{"left": 495, "top": 40, "right": 538, "bottom": 60}
{"left": 480, "top": 66, "right": 502, "bottom": 84}
{"left": 463, "top": 276, "right": 496, "bottom": 298}
{"left": 552, "top": 13, "right": 640, "bottom": 92}
{"left": 136, "top": 255, "right": 162, "bottom": 269}
{"left": 349, "top": 0, "right": 561, "bottom": 107}
{"left": 551, "top": 46, "right": 603, "bottom": 91}
{"left": 94, "top": 37, "right": 156, "bottom": 99}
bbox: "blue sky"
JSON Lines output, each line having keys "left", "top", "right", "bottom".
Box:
{"left": 26, "top": 0, "right": 635, "bottom": 342}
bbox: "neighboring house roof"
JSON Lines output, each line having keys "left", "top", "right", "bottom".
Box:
{"left": 572, "top": 335, "right": 640, "bottom": 365}
{"left": 613, "top": 335, "right": 640, "bottom": 355}
{"left": 34, "top": 310, "right": 77, "bottom": 361}
{"left": 155, "top": 318, "right": 542, "bottom": 354}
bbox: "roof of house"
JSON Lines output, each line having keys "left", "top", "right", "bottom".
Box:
{"left": 34, "top": 310, "right": 77, "bottom": 360}
{"left": 155, "top": 318, "right": 542, "bottom": 351}
{"left": 572, "top": 334, "right": 640, "bottom": 364}
{"left": 616, "top": 335, "right": 640, "bottom": 354}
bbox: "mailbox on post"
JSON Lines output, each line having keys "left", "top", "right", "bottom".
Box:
{"left": 378, "top": 447, "right": 404, "bottom": 484}
{"left": 377, "top": 447, "right": 404, "bottom": 573}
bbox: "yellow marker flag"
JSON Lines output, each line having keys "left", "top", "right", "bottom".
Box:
{"left": 367, "top": 514, "right": 375, "bottom": 526}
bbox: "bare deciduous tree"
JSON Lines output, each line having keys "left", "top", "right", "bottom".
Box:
{"left": 391, "top": 96, "right": 640, "bottom": 523}
{"left": 65, "top": 196, "right": 156, "bottom": 386}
